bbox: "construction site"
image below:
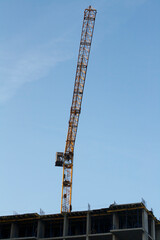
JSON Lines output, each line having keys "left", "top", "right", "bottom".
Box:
{"left": 1, "top": 5, "right": 159, "bottom": 240}
{"left": 0, "top": 202, "right": 160, "bottom": 240}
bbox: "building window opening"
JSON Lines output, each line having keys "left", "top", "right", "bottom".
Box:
{"left": 44, "top": 220, "right": 63, "bottom": 237}
{"left": 148, "top": 216, "right": 152, "bottom": 236}
{"left": 18, "top": 222, "right": 37, "bottom": 238}
{"left": 68, "top": 217, "right": 86, "bottom": 236}
{"left": 0, "top": 224, "right": 11, "bottom": 239}
{"left": 119, "top": 209, "right": 142, "bottom": 229}
{"left": 91, "top": 215, "right": 112, "bottom": 234}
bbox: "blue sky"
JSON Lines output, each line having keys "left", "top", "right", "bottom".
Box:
{"left": 0, "top": 0, "right": 160, "bottom": 218}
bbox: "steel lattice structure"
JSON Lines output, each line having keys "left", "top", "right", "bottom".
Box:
{"left": 55, "top": 6, "right": 97, "bottom": 213}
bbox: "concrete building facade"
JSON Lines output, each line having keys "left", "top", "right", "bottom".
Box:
{"left": 0, "top": 203, "right": 159, "bottom": 240}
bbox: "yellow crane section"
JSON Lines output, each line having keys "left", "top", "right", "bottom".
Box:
{"left": 55, "top": 6, "right": 97, "bottom": 213}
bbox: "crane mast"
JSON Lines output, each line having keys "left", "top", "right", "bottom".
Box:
{"left": 55, "top": 6, "right": 97, "bottom": 213}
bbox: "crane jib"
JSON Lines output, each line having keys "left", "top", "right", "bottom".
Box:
{"left": 55, "top": 6, "right": 97, "bottom": 213}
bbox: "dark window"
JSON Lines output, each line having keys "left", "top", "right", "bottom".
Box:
{"left": 68, "top": 217, "right": 86, "bottom": 236}
{"left": 44, "top": 220, "right": 63, "bottom": 237}
{"left": 119, "top": 209, "right": 142, "bottom": 229}
{"left": 0, "top": 224, "right": 11, "bottom": 239}
{"left": 91, "top": 215, "right": 112, "bottom": 234}
{"left": 18, "top": 222, "right": 37, "bottom": 238}
{"left": 148, "top": 216, "right": 152, "bottom": 236}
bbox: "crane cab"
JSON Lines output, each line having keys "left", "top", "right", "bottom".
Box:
{"left": 55, "top": 152, "right": 64, "bottom": 167}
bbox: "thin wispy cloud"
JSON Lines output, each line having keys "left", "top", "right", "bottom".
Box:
{"left": 0, "top": 38, "right": 72, "bottom": 103}
{"left": 0, "top": 0, "right": 148, "bottom": 104}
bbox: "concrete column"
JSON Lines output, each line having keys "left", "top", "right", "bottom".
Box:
{"left": 142, "top": 232, "right": 148, "bottom": 240}
{"left": 10, "top": 223, "right": 18, "bottom": 238}
{"left": 63, "top": 213, "right": 68, "bottom": 237}
{"left": 142, "top": 210, "right": 148, "bottom": 232}
{"left": 142, "top": 210, "right": 148, "bottom": 240}
{"left": 151, "top": 219, "right": 155, "bottom": 240}
{"left": 113, "top": 213, "right": 119, "bottom": 230}
{"left": 86, "top": 211, "right": 91, "bottom": 240}
{"left": 112, "top": 235, "right": 118, "bottom": 240}
{"left": 37, "top": 220, "right": 45, "bottom": 238}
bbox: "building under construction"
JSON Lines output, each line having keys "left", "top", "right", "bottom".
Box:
{"left": 0, "top": 202, "right": 159, "bottom": 240}
{"left": 1, "top": 6, "right": 159, "bottom": 240}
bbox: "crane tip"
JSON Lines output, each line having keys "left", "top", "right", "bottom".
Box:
{"left": 86, "top": 5, "right": 97, "bottom": 11}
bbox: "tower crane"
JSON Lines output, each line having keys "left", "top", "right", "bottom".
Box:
{"left": 55, "top": 6, "right": 97, "bottom": 213}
